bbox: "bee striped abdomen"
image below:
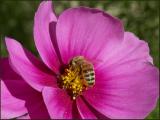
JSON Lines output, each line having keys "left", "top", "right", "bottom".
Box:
{"left": 82, "top": 63, "right": 95, "bottom": 87}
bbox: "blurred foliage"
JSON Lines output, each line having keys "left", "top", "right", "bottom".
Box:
{"left": 0, "top": 0, "right": 159, "bottom": 119}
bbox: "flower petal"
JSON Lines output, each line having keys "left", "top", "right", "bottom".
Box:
{"left": 96, "top": 32, "right": 153, "bottom": 69}
{"left": 0, "top": 57, "right": 22, "bottom": 80}
{"left": 3, "top": 80, "right": 50, "bottom": 119}
{"left": 42, "top": 87, "right": 73, "bottom": 119}
{"left": 1, "top": 81, "right": 27, "bottom": 119}
{"left": 84, "top": 61, "right": 159, "bottom": 119}
{"left": 17, "top": 114, "right": 30, "bottom": 119}
{"left": 34, "top": 1, "right": 60, "bottom": 72}
{"left": 56, "top": 7, "right": 124, "bottom": 64}
{"left": 1, "top": 57, "right": 50, "bottom": 119}
{"left": 5, "top": 37, "right": 57, "bottom": 92}
{"left": 76, "top": 97, "right": 97, "bottom": 119}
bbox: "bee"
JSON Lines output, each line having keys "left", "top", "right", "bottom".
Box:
{"left": 70, "top": 56, "right": 95, "bottom": 87}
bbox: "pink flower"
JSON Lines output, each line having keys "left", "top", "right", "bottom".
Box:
{"left": 3, "top": 1, "right": 159, "bottom": 119}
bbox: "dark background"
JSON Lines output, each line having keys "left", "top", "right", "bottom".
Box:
{"left": 0, "top": 0, "right": 159, "bottom": 119}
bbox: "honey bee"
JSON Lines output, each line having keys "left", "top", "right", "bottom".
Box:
{"left": 70, "top": 56, "right": 95, "bottom": 87}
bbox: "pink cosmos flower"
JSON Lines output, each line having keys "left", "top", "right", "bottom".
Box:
{"left": 2, "top": 1, "right": 159, "bottom": 119}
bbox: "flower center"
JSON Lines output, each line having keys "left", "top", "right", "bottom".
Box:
{"left": 59, "top": 56, "right": 95, "bottom": 100}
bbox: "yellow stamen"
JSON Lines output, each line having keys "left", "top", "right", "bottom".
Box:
{"left": 59, "top": 64, "right": 86, "bottom": 100}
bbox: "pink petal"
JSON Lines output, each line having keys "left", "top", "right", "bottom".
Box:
{"left": 96, "top": 32, "right": 153, "bottom": 69}
{"left": 17, "top": 114, "right": 30, "bottom": 119}
{"left": 1, "top": 58, "right": 50, "bottom": 119}
{"left": 5, "top": 37, "right": 57, "bottom": 92}
{"left": 56, "top": 7, "right": 124, "bottom": 64}
{"left": 42, "top": 87, "right": 74, "bottom": 119}
{"left": 3, "top": 80, "right": 50, "bottom": 119}
{"left": 84, "top": 61, "right": 159, "bottom": 119}
{"left": 76, "top": 97, "right": 97, "bottom": 119}
{"left": 1, "top": 81, "right": 27, "bottom": 119}
{"left": 34, "top": 1, "right": 61, "bottom": 72}
{"left": 72, "top": 100, "right": 82, "bottom": 119}
{"left": 0, "top": 57, "right": 22, "bottom": 80}
{"left": 25, "top": 95, "right": 50, "bottom": 119}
